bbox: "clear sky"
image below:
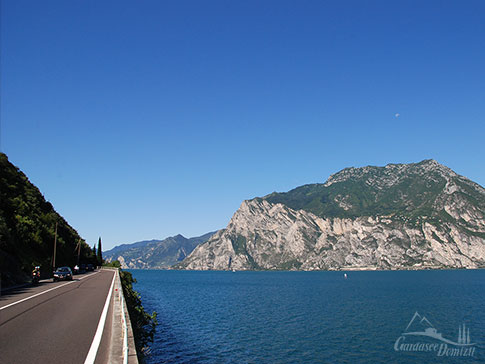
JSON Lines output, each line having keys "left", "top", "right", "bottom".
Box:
{"left": 1, "top": 1, "right": 484, "bottom": 251}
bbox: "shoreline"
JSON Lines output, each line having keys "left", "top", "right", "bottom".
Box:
{"left": 124, "top": 266, "right": 485, "bottom": 272}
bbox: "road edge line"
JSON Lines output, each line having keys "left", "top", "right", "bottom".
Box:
{"left": 83, "top": 270, "right": 116, "bottom": 364}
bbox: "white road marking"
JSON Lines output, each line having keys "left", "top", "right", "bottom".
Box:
{"left": 0, "top": 272, "right": 99, "bottom": 311}
{"left": 83, "top": 270, "right": 116, "bottom": 364}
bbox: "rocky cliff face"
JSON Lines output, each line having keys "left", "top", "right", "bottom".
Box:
{"left": 177, "top": 160, "right": 485, "bottom": 270}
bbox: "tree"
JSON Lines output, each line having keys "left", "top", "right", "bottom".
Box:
{"left": 97, "top": 237, "right": 103, "bottom": 266}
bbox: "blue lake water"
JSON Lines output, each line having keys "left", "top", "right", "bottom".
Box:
{"left": 129, "top": 270, "right": 485, "bottom": 363}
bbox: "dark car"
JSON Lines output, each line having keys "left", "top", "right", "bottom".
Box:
{"left": 86, "top": 263, "right": 94, "bottom": 271}
{"left": 53, "top": 267, "right": 73, "bottom": 282}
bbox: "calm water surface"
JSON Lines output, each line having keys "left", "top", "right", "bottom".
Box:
{"left": 129, "top": 270, "right": 485, "bottom": 364}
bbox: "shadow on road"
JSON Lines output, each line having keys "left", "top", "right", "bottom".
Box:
{"left": 1, "top": 272, "right": 97, "bottom": 302}
{"left": 0, "top": 282, "right": 49, "bottom": 301}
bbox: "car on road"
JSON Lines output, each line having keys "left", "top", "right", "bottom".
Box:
{"left": 86, "top": 263, "right": 94, "bottom": 271}
{"left": 53, "top": 267, "right": 73, "bottom": 282}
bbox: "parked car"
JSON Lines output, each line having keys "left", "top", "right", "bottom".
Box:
{"left": 79, "top": 264, "right": 87, "bottom": 273}
{"left": 53, "top": 267, "right": 73, "bottom": 282}
{"left": 86, "top": 263, "right": 94, "bottom": 271}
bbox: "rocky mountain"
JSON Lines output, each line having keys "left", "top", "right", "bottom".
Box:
{"left": 104, "top": 232, "right": 215, "bottom": 269}
{"left": 177, "top": 160, "right": 485, "bottom": 270}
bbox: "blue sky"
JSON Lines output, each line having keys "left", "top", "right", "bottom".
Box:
{"left": 1, "top": 1, "right": 484, "bottom": 250}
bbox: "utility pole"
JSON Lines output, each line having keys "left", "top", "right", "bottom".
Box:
{"left": 52, "top": 222, "right": 58, "bottom": 270}
{"left": 76, "top": 238, "right": 81, "bottom": 265}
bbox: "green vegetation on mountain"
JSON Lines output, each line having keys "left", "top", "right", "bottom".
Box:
{"left": 264, "top": 160, "right": 485, "bottom": 222}
{"left": 0, "top": 153, "right": 96, "bottom": 287}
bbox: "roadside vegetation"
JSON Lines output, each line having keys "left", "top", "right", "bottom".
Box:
{"left": 104, "top": 260, "right": 157, "bottom": 362}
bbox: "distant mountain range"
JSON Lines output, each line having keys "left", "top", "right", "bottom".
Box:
{"left": 177, "top": 160, "right": 485, "bottom": 270}
{"left": 104, "top": 232, "right": 216, "bottom": 269}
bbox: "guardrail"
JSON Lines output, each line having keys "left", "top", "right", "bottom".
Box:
{"left": 101, "top": 267, "right": 137, "bottom": 364}
{"left": 118, "top": 269, "right": 129, "bottom": 364}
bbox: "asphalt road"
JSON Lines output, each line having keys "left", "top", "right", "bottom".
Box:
{"left": 0, "top": 269, "right": 115, "bottom": 364}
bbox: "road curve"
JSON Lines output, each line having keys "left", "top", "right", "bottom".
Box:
{"left": 0, "top": 270, "right": 116, "bottom": 364}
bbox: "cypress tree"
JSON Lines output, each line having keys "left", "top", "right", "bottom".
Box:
{"left": 97, "top": 237, "right": 103, "bottom": 265}
{"left": 93, "top": 245, "right": 97, "bottom": 265}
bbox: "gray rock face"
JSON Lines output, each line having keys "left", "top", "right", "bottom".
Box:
{"left": 178, "top": 161, "right": 485, "bottom": 270}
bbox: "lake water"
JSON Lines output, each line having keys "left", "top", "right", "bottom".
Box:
{"left": 129, "top": 270, "right": 485, "bottom": 363}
